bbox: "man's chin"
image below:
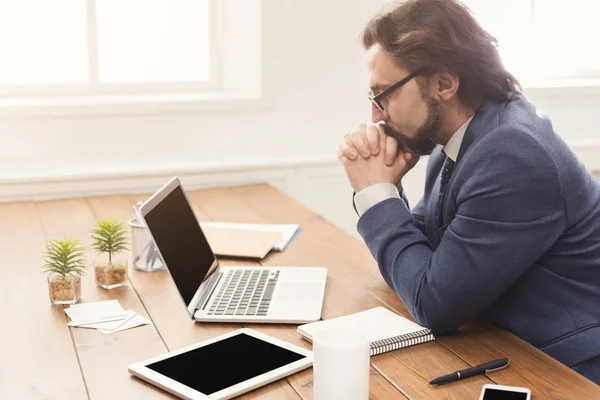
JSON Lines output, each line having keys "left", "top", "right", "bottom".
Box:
{"left": 382, "top": 125, "right": 436, "bottom": 156}
{"left": 406, "top": 147, "right": 430, "bottom": 156}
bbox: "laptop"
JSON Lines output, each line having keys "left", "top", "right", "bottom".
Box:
{"left": 136, "top": 177, "right": 328, "bottom": 324}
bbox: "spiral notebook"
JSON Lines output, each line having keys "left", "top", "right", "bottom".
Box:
{"left": 297, "top": 307, "right": 434, "bottom": 356}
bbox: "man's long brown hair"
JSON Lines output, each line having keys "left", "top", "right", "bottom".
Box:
{"left": 362, "top": 0, "right": 520, "bottom": 108}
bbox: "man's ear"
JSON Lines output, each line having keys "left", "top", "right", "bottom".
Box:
{"left": 435, "top": 71, "right": 460, "bottom": 101}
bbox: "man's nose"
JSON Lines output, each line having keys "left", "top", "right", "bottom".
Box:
{"left": 371, "top": 103, "right": 387, "bottom": 123}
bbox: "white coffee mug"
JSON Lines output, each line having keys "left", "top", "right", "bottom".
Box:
{"left": 312, "top": 327, "right": 370, "bottom": 400}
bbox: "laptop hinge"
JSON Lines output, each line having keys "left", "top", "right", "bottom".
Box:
{"left": 187, "top": 259, "right": 220, "bottom": 317}
{"left": 197, "top": 270, "right": 223, "bottom": 312}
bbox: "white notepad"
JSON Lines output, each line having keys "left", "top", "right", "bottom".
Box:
{"left": 297, "top": 307, "right": 435, "bottom": 356}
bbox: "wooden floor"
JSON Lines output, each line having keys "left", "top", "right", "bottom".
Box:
{"left": 1, "top": 184, "right": 598, "bottom": 399}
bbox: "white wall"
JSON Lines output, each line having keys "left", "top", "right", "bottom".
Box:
{"left": 0, "top": 0, "right": 380, "bottom": 175}
{"left": 1, "top": 0, "right": 599, "bottom": 238}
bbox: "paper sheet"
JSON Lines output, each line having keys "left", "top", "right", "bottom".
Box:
{"left": 65, "top": 300, "right": 127, "bottom": 326}
{"left": 77, "top": 309, "right": 138, "bottom": 330}
{"left": 98, "top": 313, "right": 151, "bottom": 334}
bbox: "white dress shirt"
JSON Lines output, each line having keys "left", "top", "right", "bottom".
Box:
{"left": 354, "top": 117, "right": 473, "bottom": 216}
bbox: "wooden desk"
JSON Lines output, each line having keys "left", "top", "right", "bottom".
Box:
{"left": 1, "top": 184, "right": 598, "bottom": 399}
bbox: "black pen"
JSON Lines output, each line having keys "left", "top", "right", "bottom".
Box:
{"left": 429, "top": 358, "right": 510, "bottom": 385}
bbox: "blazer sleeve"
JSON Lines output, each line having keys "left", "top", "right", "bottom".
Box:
{"left": 353, "top": 188, "right": 427, "bottom": 236}
{"left": 357, "top": 129, "right": 565, "bottom": 333}
{"left": 407, "top": 195, "right": 426, "bottom": 236}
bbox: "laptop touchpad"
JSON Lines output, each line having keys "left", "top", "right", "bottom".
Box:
{"left": 276, "top": 282, "right": 323, "bottom": 302}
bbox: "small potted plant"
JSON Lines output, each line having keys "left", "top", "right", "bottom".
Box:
{"left": 44, "top": 238, "right": 86, "bottom": 305}
{"left": 91, "top": 219, "right": 129, "bottom": 289}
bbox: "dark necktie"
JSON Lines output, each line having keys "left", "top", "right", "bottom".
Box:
{"left": 436, "top": 156, "right": 455, "bottom": 226}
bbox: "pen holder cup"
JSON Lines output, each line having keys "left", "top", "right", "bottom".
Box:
{"left": 128, "top": 217, "right": 165, "bottom": 272}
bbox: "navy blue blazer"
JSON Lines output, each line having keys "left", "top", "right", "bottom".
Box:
{"left": 357, "top": 92, "right": 600, "bottom": 383}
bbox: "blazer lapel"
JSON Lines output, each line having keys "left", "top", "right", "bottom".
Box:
{"left": 425, "top": 150, "right": 445, "bottom": 248}
{"left": 428, "top": 174, "right": 442, "bottom": 248}
{"left": 430, "top": 94, "right": 514, "bottom": 245}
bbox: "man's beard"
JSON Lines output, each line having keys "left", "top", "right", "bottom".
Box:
{"left": 381, "top": 96, "right": 442, "bottom": 156}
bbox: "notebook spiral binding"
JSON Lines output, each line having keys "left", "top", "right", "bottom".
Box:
{"left": 369, "top": 328, "right": 434, "bottom": 356}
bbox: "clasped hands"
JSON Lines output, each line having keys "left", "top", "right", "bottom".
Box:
{"left": 337, "top": 123, "right": 420, "bottom": 193}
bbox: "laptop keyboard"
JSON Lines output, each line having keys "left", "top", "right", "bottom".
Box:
{"left": 207, "top": 269, "right": 280, "bottom": 317}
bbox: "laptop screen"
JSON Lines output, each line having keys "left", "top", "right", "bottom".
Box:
{"left": 143, "top": 184, "right": 215, "bottom": 310}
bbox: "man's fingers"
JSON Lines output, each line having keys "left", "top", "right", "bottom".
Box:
{"left": 336, "top": 148, "right": 348, "bottom": 163}
{"left": 347, "top": 130, "right": 371, "bottom": 158}
{"left": 366, "top": 125, "right": 380, "bottom": 155}
{"left": 384, "top": 135, "right": 398, "bottom": 166}
{"left": 339, "top": 142, "right": 358, "bottom": 160}
{"left": 375, "top": 124, "right": 399, "bottom": 166}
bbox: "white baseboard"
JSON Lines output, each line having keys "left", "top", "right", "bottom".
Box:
{"left": 3, "top": 141, "right": 598, "bottom": 203}
{"left": 568, "top": 140, "right": 600, "bottom": 174}
{"left": 2, "top": 142, "right": 599, "bottom": 239}
{"left": 0, "top": 157, "right": 340, "bottom": 203}
{"left": 0, "top": 156, "right": 361, "bottom": 236}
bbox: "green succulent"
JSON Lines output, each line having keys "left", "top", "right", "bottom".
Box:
{"left": 90, "top": 219, "right": 129, "bottom": 265}
{"left": 43, "top": 238, "right": 87, "bottom": 277}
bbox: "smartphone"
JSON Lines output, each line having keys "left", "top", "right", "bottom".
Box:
{"left": 479, "top": 384, "right": 532, "bottom": 400}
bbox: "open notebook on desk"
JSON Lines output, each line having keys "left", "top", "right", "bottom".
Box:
{"left": 297, "top": 307, "right": 435, "bottom": 356}
{"left": 200, "top": 222, "right": 300, "bottom": 252}
{"left": 199, "top": 225, "right": 282, "bottom": 259}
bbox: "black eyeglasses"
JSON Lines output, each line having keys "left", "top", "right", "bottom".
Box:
{"left": 368, "top": 70, "right": 421, "bottom": 112}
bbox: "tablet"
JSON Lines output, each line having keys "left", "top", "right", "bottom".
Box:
{"left": 128, "top": 328, "right": 312, "bottom": 400}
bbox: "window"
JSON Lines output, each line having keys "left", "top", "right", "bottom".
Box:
{"left": 0, "top": 0, "right": 264, "bottom": 116}
{"left": 463, "top": 1, "right": 600, "bottom": 86}
{"left": 0, "top": 0, "right": 217, "bottom": 96}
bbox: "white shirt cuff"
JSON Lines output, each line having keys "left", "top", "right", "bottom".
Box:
{"left": 354, "top": 182, "right": 400, "bottom": 216}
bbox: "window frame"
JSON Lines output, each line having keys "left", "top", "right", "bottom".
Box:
{"left": 0, "top": 0, "right": 222, "bottom": 98}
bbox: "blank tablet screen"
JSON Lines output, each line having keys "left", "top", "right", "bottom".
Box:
{"left": 146, "top": 333, "right": 306, "bottom": 395}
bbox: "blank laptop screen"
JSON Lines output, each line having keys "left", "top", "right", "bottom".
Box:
{"left": 143, "top": 185, "right": 215, "bottom": 308}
